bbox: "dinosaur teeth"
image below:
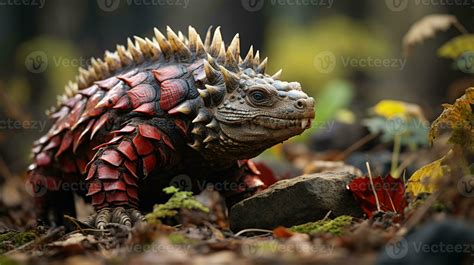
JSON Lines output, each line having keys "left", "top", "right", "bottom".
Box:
{"left": 301, "top": 119, "right": 308, "bottom": 129}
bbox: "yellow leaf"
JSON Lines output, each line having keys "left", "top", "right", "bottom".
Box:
{"left": 430, "top": 87, "right": 474, "bottom": 151}
{"left": 406, "top": 152, "right": 451, "bottom": 196}
{"left": 438, "top": 35, "right": 474, "bottom": 59}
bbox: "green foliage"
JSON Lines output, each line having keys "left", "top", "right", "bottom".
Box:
{"left": 0, "top": 231, "right": 37, "bottom": 254}
{"left": 265, "top": 16, "right": 392, "bottom": 94}
{"left": 363, "top": 117, "right": 429, "bottom": 149}
{"left": 313, "top": 80, "right": 354, "bottom": 127}
{"left": 145, "top": 187, "right": 209, "bottom": 224}
{"left": 290, "top": 216, "right": 353, "bottom": 236}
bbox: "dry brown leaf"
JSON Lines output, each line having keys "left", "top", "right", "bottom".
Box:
{"left": 403, "top": 14, "right": 461, "bottom": 57}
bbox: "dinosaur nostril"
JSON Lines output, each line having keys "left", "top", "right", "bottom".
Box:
{"left": 295, "top": 99, "right": 306, "bottom": 109}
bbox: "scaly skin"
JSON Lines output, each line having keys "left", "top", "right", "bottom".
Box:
{"left": 27, "top": 26, "right": 315, "bottom": 229}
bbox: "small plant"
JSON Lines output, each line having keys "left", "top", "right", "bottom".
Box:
{"left": 363, "top": 100, "right": 429, "bottom": 177}
{"left": 145, "top": 187, "right": 209, "bottom": 224}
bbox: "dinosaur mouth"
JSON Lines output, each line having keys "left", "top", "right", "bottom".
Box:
{"left": 252, "top": 116, "right": 314, "bottom": 130}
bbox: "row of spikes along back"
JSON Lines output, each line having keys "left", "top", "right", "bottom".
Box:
{"left": 49, "top": 26, "right": 283, "bottom": 115}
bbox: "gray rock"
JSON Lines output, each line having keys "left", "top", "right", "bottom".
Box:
{"left": 229, "top": 172, "right": 363, "bottom": 232}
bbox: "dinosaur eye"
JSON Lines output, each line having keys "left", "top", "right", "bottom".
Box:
{"left": 249, "top": 91, "right": 267, "bottom": 103}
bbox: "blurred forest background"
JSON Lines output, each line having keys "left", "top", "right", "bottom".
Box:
{"left": 0, "top": 0, "right": 473, "bottom": 179}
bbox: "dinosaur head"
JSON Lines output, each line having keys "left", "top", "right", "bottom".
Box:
{"left": 215, "top": 68, "right": 315, "bottom": 150}
{"left": 187, "top": 28, "right": 315, "bottom": 161}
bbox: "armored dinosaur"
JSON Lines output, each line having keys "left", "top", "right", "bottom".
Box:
{"left": 27, "top": 26, "right": 315, "bottom": 228}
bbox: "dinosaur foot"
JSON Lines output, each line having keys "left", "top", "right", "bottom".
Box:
{"left": 82, "top": 207, "right": 145, "bottom": 229}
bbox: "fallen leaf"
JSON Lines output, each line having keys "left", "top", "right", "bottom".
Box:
{"left": 406, "top": 152, "right": 451, "bottom": 196}
{"left": 347, "top": 175, "right": 407, "bottom": 218}
{"left": 273, "top": 226, "right": 295, "bottom": 239}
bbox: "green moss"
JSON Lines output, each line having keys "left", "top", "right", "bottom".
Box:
{"left": 145, "top": 187, "right": 209, "bottom": 224}
{"left": 168, "top": 233, "right": 198, "bottom": 245}
{"left": 290, "top": 216, "right": 353, "bottom": 236}
{"left": 0, "top": 255, "right": 20, "bottom": 265}
{"left": 0, "top": 231, "right": 37, "bottom": 254}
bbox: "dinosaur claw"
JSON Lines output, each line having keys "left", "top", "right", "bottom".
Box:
{"left": 87, "top": 207, "right": 144, "bottom": 229}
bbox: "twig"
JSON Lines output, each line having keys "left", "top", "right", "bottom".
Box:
{"left": 366, "top": 162, "right": 381, "bottom": 212}
{"left": 334, "top": 133, "right": 378, "bottom": 161}
{"left": 234, "top": 228, "right": 273, "bottom": 237}
{"left": 454, "top": 21, "right": 469, "bottom": 35}
{"left": 321, "top": 210, "right": 332, "bottom": 222}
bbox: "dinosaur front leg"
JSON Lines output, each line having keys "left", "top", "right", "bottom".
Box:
{"left": 83, "top": 122, "right": 174, "bottom": 229}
